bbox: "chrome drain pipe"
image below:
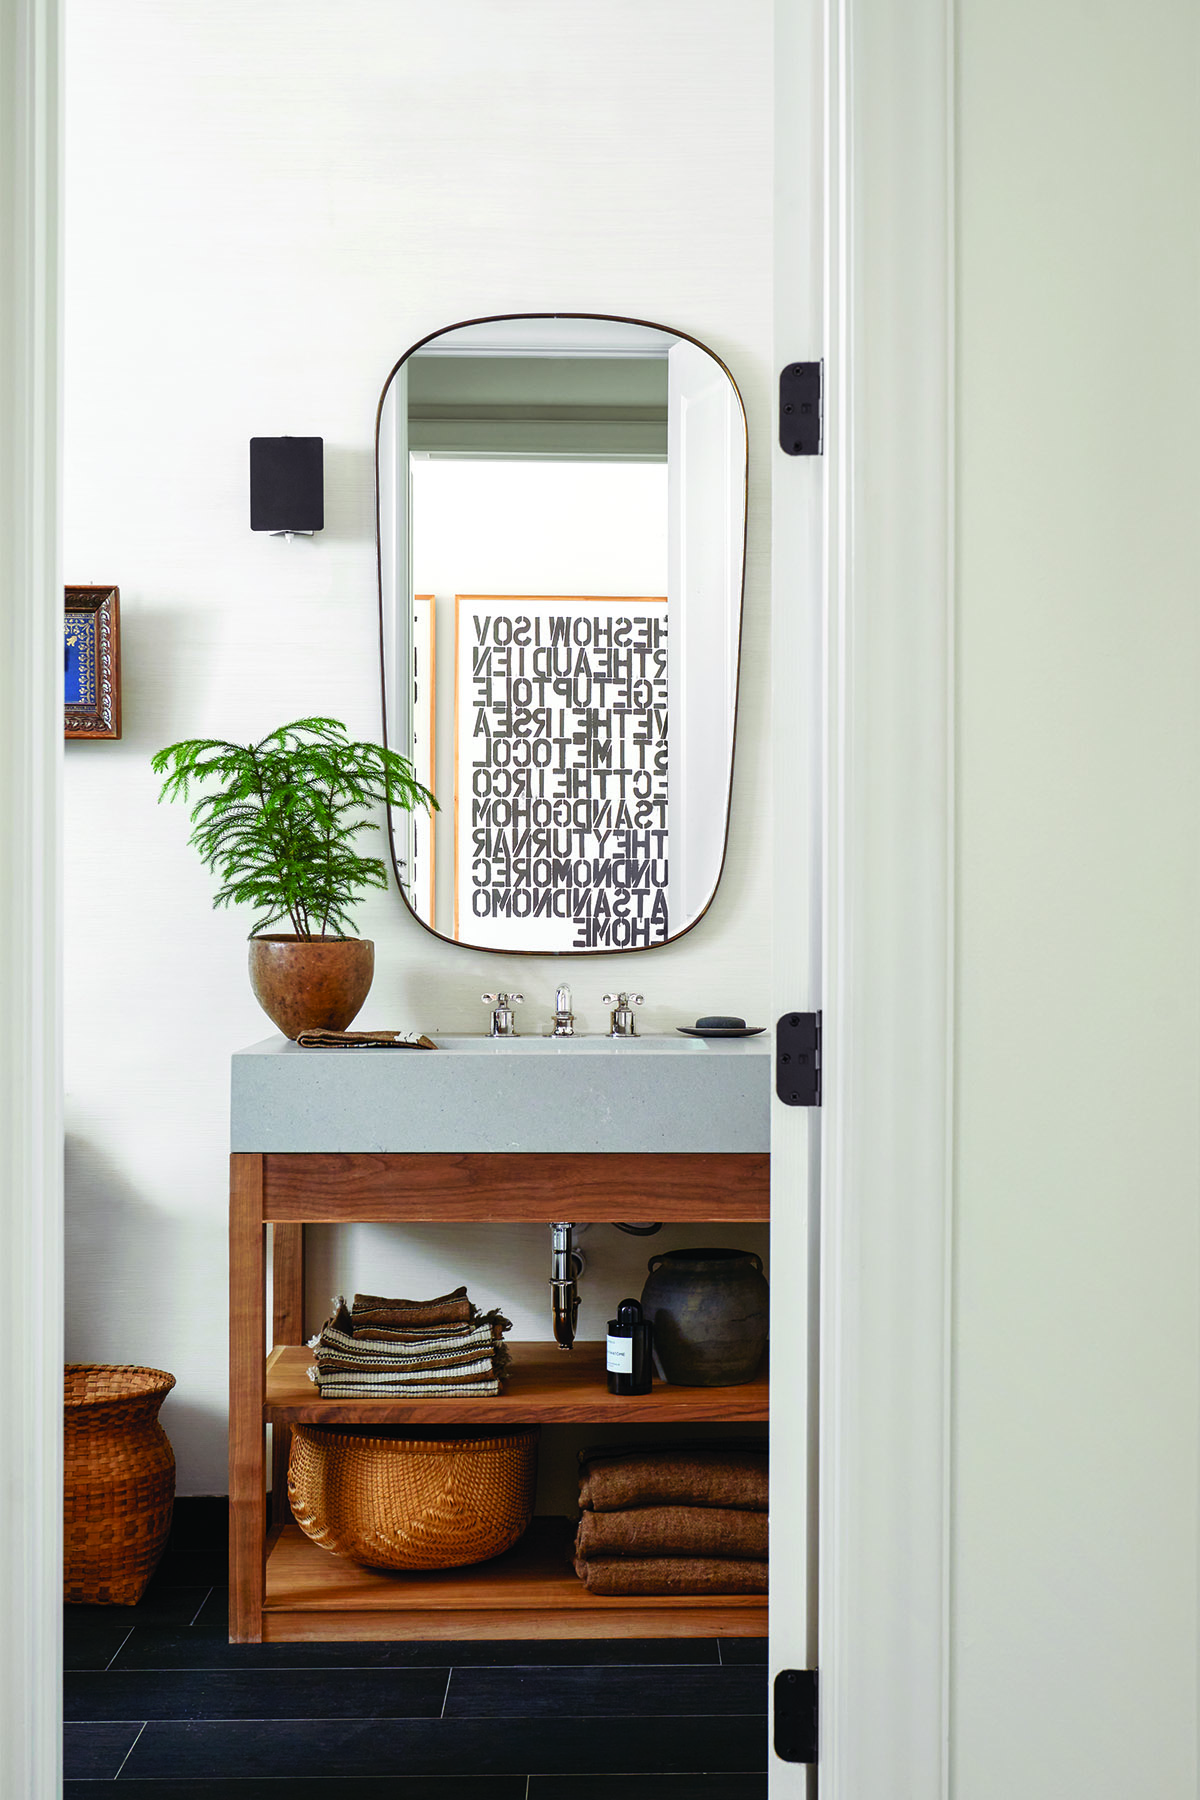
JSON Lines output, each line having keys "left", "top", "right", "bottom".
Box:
{"left": 550, "top": 1221, "right": 582, "bottom": 1349}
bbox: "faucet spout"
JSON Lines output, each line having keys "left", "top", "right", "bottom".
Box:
{"left": 550, "top": 1221, "right": 582, "bottom": 1349}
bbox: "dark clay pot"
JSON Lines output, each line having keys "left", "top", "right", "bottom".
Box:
{"left": 640, "top": 1247, "right": 769, "bottom": 1387}
{"left": 248, "top": 934, "right": 374, "bottom": 1040}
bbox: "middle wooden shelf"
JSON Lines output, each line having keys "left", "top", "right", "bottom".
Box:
{"left": 265, "top": 1341, "right": 769, "bottom": 1426}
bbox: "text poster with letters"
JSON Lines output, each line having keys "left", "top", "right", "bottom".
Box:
{"left": 454, "top": 595, "right": 668, "bottom": 951}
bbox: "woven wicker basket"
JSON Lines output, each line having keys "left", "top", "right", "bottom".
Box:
{"left": 64, "top": 1364, "right": 176, "bottom": 1605}
{"left": 288, "top": 1423, "right": 540, "bottom": 1571}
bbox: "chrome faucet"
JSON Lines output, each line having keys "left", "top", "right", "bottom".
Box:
{"left": 482, "top": 992, "right": 523, "bottom": 1036}
{"left": 550, "top": 1221, "right": 583, "bottom": 1349}
{"left": 549, "top": 983, "right": 575, "bottom": 1036}
{"left": 603, "top": 991, "right": 643, "bottom": 1038}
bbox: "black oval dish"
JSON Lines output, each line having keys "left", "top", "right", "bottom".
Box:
{"left": 676, "top": 1025, "right": 765, "bottom": 1039}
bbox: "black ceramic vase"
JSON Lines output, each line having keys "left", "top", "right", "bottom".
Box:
{"left": 640, "top": 1247, "right": 769, "bottom": 1386}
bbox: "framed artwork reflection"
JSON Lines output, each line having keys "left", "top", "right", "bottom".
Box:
{"left": 452, "top": 593, "right": 668, "bottom": 952}
{"left": 64, "top": 585, "right": 121, "bottom": 739}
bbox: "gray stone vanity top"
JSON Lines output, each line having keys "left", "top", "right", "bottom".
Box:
{"left": 230, "top": 1033, "right": 770, "bottom": 1154}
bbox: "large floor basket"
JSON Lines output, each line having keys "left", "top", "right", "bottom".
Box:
{"left": 288, "top": 1423, "right": 540, "bottom": 1571}
{"left": 64, "top": 1364, "right": 176, "bottom": 1605}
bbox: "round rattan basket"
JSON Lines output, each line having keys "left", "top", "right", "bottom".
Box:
{"left": 64, "top": 1364, "right": 176, "bottom": 1605}
{"left": 288, "top": 1423, "right": 540, "bottom": 1571}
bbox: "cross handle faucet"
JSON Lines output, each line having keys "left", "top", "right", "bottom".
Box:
{"left": 603, "top": 992, "right": 644, "bottom": 1038}
{"left": 482, "top": 992, "right": 524, "bottom": 1037}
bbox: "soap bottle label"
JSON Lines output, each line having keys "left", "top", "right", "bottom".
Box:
{"left": 606, "top": 1335, "right": 633, "bottom": 1374}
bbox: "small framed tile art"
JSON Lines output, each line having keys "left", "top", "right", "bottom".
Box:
{"left": 64, "top": 585, "right": 121, "bottom": 739}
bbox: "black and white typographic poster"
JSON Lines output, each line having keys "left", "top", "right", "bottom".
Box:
{"left": 454, "top": 594, "right": 668, "bottom": 951}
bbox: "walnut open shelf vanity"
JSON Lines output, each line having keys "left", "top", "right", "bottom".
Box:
{"left": 229, "top": 1035, "right": 771, "bottom": 1644}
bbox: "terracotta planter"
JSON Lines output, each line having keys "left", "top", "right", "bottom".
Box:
{"left": 248, "top": 934, "right": 374, "bottom": 1039}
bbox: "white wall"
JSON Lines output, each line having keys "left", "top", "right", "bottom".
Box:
{"left": 953, "top": 1, "right": 1200, "bottom": 1794}
{"left": 62, "top": 0, "right": 772, "bottom": 1492}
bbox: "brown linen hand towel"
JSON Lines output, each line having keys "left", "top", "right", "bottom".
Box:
{"left": 352, "top": 1310, "right": 510, "bottom": 1339}
{"left": 579, "top": 1448, "right": 768, "bottom": 1514}
{"left": 352, "top": 1322, "right": 476, "bottom": 1342}
{"left": 575, "top": 1506, "right": 768, "bottom": 1563}
{"left": 315, "top": 1377, "right": 502, "bottom": 1397}
{"left": 311, "top": 1358, "right": 499, "bottom": 1387}
{"left": 315, "top": 1346, "right": 500, "bottom": 1376}
{"left": 294, "top": 1029, "right": 437, "bottom": 1049}
{"left": 355, "top": 1287, "right": 469, "bottom": 1310}
{"left": 574, "top": 1556, "right": 768, "bottom": 1597}
{"left": 353, "top": 1289, "right": 474, "bottom": 1329}
{"left": 313, "top": 1320, "right": 503, "bottom": 1363}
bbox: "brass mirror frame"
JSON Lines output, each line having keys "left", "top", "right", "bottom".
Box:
{"left": 374, "top": 311, "right": 748, "bottom": 958}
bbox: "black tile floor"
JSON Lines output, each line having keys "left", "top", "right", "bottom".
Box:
{"left": 65, "top": 1500, "right": 768, "bottom": 1795}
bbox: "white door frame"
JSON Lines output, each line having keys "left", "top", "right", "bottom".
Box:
{"left": 819, "top": 0, "right": 956, "bottom": 1787}
{"left": 772, "top": 0, "right": 955, "bottom": 1793}
{"left": 0, "top": 0, "right": 64, "bottom": 1794}
{"left": 2, "top": 0, "right": 954, "bottom": 1790}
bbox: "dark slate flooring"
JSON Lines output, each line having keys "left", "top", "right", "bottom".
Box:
{"left": 65, "top": 1499, "right": 768, "bottom": 1795}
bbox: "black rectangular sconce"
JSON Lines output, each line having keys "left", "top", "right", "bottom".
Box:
{"left": 250, "top": 436, "right": 324, "bottom": 538}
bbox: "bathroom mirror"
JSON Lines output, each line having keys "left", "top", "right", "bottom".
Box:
{"left": 376, "top": 313, "right": 747, "bottom": 955}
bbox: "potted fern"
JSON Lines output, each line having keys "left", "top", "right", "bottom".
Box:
{"left": 152, "top": 717, "right": 436, "bottom": 1039}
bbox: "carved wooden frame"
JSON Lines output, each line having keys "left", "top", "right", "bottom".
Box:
{"left": 64, "top": 584, "right": 121, "bottom": 739}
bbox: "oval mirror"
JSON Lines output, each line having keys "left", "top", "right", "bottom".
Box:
{"left": 376, "top": 312, "right": 747, "bottom": 955}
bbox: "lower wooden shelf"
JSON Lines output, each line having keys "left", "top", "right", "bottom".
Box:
{"left": 266, "top": 1341, "right": 769, "bottom": 1424}
{"left": 262, "top": 1517, "right": 768, "bottom": 1641}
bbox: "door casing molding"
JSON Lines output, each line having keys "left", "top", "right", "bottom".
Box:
{"left": 816, "top": 0, "right": 955, "bottom": 1792}
{"left": 0, "top": 0, "right": 64, "bottom": 1794}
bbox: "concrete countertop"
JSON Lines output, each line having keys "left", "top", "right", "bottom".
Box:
{"left": 230, "top": 1032, "right": 771, "bottom": 1154}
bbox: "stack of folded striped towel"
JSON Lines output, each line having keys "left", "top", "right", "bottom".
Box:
{"left": 574, "top": 1441, "right": 768, "bottom": 1596}
{"left": 306, "top": 1288, "right": 512, "bottom": 1398}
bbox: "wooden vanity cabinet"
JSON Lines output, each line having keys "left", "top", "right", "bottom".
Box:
{"left": 229, "top": 1149, "right": 769, "bottom": 1644}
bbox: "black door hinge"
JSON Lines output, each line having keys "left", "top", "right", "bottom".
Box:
{"left": 776, "top": 1011, "right": 821, "bottom": 1106}
{"left": 779, "top": 361, "right": 822, "bottom": 455}
{"left": 774, "top": 1668, "right": 819, "bottom": 1762}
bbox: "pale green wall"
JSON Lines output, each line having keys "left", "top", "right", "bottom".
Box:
{"left": 953, "top": 1, "right": 1200, "bottom": 1793}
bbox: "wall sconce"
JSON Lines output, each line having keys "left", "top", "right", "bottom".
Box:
{"left": 249, "top": 436, "right": 324, "bottom": 541}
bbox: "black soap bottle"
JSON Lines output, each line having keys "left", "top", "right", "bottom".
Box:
{"left": 606, "top": 1298, "right": 653, "bottom": 1396}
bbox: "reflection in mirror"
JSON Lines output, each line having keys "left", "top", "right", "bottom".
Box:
{"left": 377, "top": 315, "right": 746, "bottom": 956}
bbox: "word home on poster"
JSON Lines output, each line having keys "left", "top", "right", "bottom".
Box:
{"left": 454, "top": 594, "right": 669, "bottom": 952}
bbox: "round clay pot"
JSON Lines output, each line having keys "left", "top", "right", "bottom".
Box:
{"left": 248, "top": 934, "right": 374, "bottom": 1040}
{"left": 640, "top": 1247, "right": 769, "bottom": 1386}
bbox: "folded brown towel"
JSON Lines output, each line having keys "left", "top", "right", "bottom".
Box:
{"left": 574, "top": 1556, "right": 768, "bottom": 1597}
{"left": 315, "top": 1345, "right": 501, "bottom": 1376}
{"left": 315, "top": 1377, "right": 502, "bottom": 1398}
{"left": 355, "top": 1287, "right": 469, "bottom": 1310}
{"left": 309, "top": 1359, "right": 500, "bottom": 1390}
{"left": 295, "top": 1029, "right": 437, "bottom": 1049}
{"left": 354, "top": 1322, "right": 477, "bottom": 1342}
{"left": 313, "top": 1321, "right": 504, "bottom": 1363}
{"left": 575, "top": 1506, "right": 768, "bottom": 1562}
{"left": 579, "top": 1447, "right": 768, "bottom": 1514}
{"left": 353, "top": 1289, "right": 474, "bottom": 1329}
{"left": 307, "top": 1292, "right": 513, "bottom": 1400}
